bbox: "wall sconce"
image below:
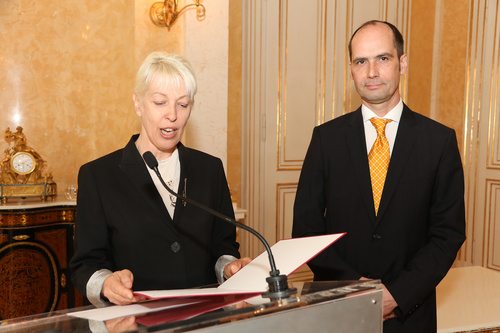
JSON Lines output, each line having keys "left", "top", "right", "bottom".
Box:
{"left": 150, "top": 0, "right": 206, "bottom": 31}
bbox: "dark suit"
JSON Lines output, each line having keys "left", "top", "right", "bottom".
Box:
{"left": 292, "top": 105, "right": 466, "bottom": 332}
{"left": 70, "top": 135, "right": 240, "bottom": 297}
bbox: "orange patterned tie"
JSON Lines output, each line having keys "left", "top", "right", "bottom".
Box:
{"left": 368, "top": 118, "right": 392, "bottom": 215}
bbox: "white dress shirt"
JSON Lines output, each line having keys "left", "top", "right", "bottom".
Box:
{"left": 361, "top": 99, "right": 403, "bottom": 156}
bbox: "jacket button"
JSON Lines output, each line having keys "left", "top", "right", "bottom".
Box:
{"left": 171, "top": 242, "right": 181, "bottom": 253}
{"left": 372, "top": 234, "right": 382, "bottom": 240}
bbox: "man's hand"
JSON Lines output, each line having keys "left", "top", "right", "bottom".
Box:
{"left": 102, "top": 269, "right": 147, "bottom": 305}
{"left": 360, "top": 277, "right": 397, "bottom": 321}
{"left": 381, "top": 284, "right": 397, "bottom": 321}
{"left": 223, "top": 257, "right": 252, "bottom": 280}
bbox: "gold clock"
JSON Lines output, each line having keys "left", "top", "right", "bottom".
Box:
{"left": 0, "top": 127, "right": 56, "bottom": 203}
{"left": 11, "top": 152, "right": 37, "bottom": 175}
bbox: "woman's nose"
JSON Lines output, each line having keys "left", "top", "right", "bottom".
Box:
{"left": 165, "top": 105, "right": 177, "bottom": 122}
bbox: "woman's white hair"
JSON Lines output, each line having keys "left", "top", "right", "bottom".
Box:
{"left": 134, "top": 52, "right": 197, "bottom": 102}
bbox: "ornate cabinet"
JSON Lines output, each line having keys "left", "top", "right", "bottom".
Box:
{"left": 0, "top": 199, "right": 83, "bottom": 320}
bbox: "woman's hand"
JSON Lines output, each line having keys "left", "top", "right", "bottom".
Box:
{"left": 106, "top": 316, "right": 138, "bottom": 333}
{"left": 102, "top": 269, "right": 147, "bottom": 305}
{"left": 223, "top": 257, "right": 252, "bottom": 280}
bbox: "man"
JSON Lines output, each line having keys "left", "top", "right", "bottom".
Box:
{"left": 292, "top": 20, "right": 466, "bottom": 332}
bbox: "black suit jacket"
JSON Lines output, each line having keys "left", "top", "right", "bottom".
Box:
{"left": 292, "top": 105, "right": 466, "bottom": 332}
{"left": 70, "top": 135, "right": 240, "bottom": 296}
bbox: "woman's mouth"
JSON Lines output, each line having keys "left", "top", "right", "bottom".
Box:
{"left": 161, "top": 128, "right": 176, "bottom": 137}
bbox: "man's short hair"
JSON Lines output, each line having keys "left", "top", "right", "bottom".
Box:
{"left": 348, "top": 20, "right": 405, "bottom": 60}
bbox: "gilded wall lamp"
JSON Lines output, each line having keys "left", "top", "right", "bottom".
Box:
{"left": 150, "top": 0, "right": 206, "bottom": 31}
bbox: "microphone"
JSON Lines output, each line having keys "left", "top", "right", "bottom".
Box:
{"left": 143, "top": 151, "right": 296, "bottom": 300}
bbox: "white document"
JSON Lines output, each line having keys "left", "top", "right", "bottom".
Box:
{"left": 218, "top": 233, "right": 344, "bottom": 291}
{"left": 67, "top": 233, "right": 344, "bottom": 321}
{"left": 134, "top": 288, "right": 258, "bottom": 299}
{"left": 69, "top": 298, "right": 201, "bottom": 321}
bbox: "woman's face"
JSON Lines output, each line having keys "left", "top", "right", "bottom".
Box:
{"left": 133, "top": 77, "right": 192, "bottom": 160}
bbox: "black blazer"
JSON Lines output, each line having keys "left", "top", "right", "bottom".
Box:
{"left": 292, "top": 105, "right": 466, "bottom": 332}
{"left": 70, "top": 135, "right": 240, "bottom": 296}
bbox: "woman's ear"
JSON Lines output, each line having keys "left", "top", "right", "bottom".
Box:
{"left": 133, "top": 93, "right": 142, "bottom": 116}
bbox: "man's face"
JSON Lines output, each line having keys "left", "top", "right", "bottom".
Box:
{"left": 349, "top": 23, "right": 407, "bottom": 114}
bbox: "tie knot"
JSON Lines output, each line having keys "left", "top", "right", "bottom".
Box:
{"left": 370, "top": 118, "right": 392, "bottom": 136}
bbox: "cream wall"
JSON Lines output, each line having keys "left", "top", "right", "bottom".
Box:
{"left": 408, "top": 0, "right": 469, "bottom": 149}
{"left": 0, "top": 0, "right": 230, "bottom": 196}
{"left": 183, "top": 0, "right": 230, "bottom": 170}
{"left": 238, "top": 0, "right": 480, "bottom": 267}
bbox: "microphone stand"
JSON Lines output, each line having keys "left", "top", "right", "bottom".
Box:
{"left": 143, "top": 151, "right": 296, "bottom": 300}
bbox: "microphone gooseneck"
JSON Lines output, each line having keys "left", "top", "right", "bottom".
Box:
{"left": 143, "top": 151, "right": 296, "bottom": 300}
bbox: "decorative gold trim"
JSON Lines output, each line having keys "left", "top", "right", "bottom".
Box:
{"left": 61, "top": 273, "right": 66, "bottom": 288}
{"left": 0, "top": 207, "right": 76, "bottom": 227}
{"left": 487, "top": 2, "right": 500, "bottom": 170}
{"left": 461, "top": 0, "right": 491, "bottom": 265}
{"left": 345, "top": 0, "right": 354, "bottom": 114}
{"left": 330, "top": 0, "right": 338, "bottom": 122}
{"left": 484, "top": 179, "right": 500, "bottom": 270}
{"left": 12, "top": 235, "right": 30, "bottom": 241}
{"left": 277, "top": 0, "right": 328, "bottom": 171}
{"left": 453, "top": 327, "right": 500, "bottom": 333}
{"left": 275, "top": 183, "right": 298, "bottom": 242}
{"left": 401, "top": 0, "right": 411, "bottom": 102}
{"left": 0, "top": 183, "right": 57, "bottom": 203}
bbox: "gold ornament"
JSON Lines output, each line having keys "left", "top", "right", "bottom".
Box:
{"left": 0, "top": 127, "right": 56, "bottom": 203}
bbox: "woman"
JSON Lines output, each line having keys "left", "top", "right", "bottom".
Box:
{"left": 70, "top": 52, "right": 250, "bottom": 306}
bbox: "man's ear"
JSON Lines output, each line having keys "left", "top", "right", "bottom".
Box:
{"left": 399, "top": 54, "right": 408, "bottom": 75}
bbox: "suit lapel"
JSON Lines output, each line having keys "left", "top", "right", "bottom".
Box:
{"left": 376, "top": 105, "right": 418, "bottom": 221}
{"left": 346, "top": 109, "right": 377, "bottom": 221}
{"left": 119, "top": 135, "right": 177, "bottom": 230}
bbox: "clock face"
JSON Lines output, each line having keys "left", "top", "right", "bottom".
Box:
{"left": 11, "top": 152, "right": 36, "bottom": 174}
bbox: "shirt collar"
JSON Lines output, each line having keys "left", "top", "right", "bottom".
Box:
{"left": 361, "top": 99, "right": 403, "bottom": 123}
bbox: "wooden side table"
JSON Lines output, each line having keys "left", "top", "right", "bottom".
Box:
{"left": 0, "top": 198, "right": 83, "bottom": 320}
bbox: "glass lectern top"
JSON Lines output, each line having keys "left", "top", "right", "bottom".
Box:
{"left": 0, "top": 280, "right": 382, "bottom": 333}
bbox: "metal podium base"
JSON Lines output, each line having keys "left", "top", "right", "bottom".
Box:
{"left": 198, "top": 284, "right": 382, "bottom": 333}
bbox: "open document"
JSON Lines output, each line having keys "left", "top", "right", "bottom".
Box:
{"left": 68, "top": 233, "right": 345, "bottom": 322}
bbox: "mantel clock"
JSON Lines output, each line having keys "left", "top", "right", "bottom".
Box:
{"left": 0, "top": 126, "right": 56, "bottom": 203}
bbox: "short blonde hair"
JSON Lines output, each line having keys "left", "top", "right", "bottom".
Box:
{"left": 134, "top": 52, "right": 197, "bottom": 101}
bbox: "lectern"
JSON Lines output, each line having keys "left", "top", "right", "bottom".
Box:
{"left": 0, "top": 280, "right": 382, "bottom": 332}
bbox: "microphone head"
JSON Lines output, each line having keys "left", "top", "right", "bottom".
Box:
{"left": 143, "top": 151, "right": 159, "bottom": 170}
